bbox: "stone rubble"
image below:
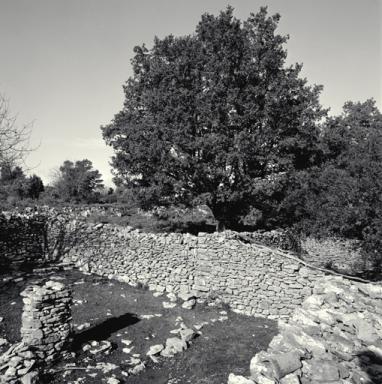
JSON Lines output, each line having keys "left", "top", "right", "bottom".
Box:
{"left": 82, "top": 340, "right": 112, "bottom": 355}
{"left": 228, "top": 276, "right": 382, "bottom": 384}
{"left": 160, "top": 337, "right": 187, "bottom": 357}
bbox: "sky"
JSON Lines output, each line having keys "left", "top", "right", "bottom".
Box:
{"left": 0, "top": 0, "right": 381, "bottom": 186}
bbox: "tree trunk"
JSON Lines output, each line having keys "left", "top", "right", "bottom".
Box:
{"left": 210, "top": 203, "right": 240, "bottom": 232}
{"left": 216, "top": 220, "right": 226, "bottom": 232}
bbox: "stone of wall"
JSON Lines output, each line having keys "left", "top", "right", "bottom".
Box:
{"left": 0, "top": 280, "right": 73, "bottom": 383}
{"left": 228, "top": 276, "right": 382, "bottom": 384}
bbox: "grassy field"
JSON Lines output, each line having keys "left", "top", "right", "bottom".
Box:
{"left": 0, "top": 270, "right": 277, "bottom": 384}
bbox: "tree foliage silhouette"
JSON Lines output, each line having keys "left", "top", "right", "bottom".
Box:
{"left": 102, "top": 7, "right": 326, "bottom": 229}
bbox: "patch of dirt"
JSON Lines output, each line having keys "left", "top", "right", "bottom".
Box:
{"left": 0, "top": 270, "right": 277, "bottom": 383}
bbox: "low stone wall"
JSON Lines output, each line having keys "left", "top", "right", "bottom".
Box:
{"left": 0, "top": 280, "right": 73, "bottom": 383}
{"left": 228, "top": 276, "right": 382, "bottom": 384}
{"left": 61, "top": 222, "right": 325, "bottom": 319}
{"left": 2, "top": 207, "right": 365, "bottom": 319}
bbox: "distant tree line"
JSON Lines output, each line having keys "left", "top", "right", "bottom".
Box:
{"left": 0, "top": 159, "right": 106, "bottom": 206}
{"left": 0, "top": 93, "right": 107, "bottom": 206}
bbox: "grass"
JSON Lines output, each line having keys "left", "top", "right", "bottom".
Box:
{"left": 0, "top": 269, "right": 277, "bottom": 384}
{"left": 85, "top": 205, "right": 217, "bottom": 234}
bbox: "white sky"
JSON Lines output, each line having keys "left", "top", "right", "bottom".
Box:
{"left": 0, "top": 0, "right": 381, "bottom": 186}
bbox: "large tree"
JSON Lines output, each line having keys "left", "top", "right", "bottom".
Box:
{"left": 102, "top": 7, "right": 326, "bottom": 229}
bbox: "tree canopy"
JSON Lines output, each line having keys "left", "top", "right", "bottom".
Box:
{"left": 102, "top": 6, "right": 326, "bottom": 228}
{"left": 53, "top": 159, "right": 104, "bottom": 202}
{"left": 280, "top": 99, "right": 382, "bottom": 268}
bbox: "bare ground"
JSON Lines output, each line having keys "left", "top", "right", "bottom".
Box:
{"left": 0, "top": 270, "right": 277, "bottom": 384}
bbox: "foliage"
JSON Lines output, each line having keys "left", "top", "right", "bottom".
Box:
{"left": 102, "top": 6, "right": 326, "bottom": 229}
{"left": 25, "top": 174, "right": 45, "bottom": 199}
{"left": 0, "top": 164, "right": 44, "bottom": 203}
{"left": 53, "top": 159, "right": 104, "bottom": 203}
{"left": 282, "top": 100, "right": 382, "bottom": 271}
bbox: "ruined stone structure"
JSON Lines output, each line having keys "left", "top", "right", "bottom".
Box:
{"left": 228, "top": 276, "right": 382, "bottom": 384}
{"left": 0, "top": 280, "right": 72, "bottom": 383}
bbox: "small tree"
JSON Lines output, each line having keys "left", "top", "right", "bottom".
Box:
{"left": 0, "top": 165, "right": 44, "bottom": 201}
{"left": 53, "top": 159, "right": 104, "bottom": 202}
{"left": 26, "top": 174, "right": 44, "bottom": 199}
{"left": 102, "top": 7, "right": 326, "bottom": 229}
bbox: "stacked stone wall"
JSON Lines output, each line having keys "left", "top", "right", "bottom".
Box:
{"left": 67, "top": 223, "right": 197, "bottom": 293}
{"left": 5, "top": 207, "right": 369, "bottom": 320}
{"left": 0, "top": 207, "right": 330, "bottom": 318}
{"left": 0, "top": 280, "right": 72, "bottom": 383}
{"left": 194, "top": 234, "right": 322, "bottom": 318}
{"left": 60, "top": 220, "right": 325, "bottom": 319}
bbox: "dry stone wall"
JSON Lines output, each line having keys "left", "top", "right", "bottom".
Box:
{"left": 1, "top": 207, "right": 331, "bottom": 319}
{"left": 20, "top": 280, "right": 72, "bottom": 361}
{"left": 60, "top": 219, "right": 325, "bottom": 319}
{"left": 194, "top": 234, "right": 322, "bottom": 318}
{"left": 0, "top": 280, "right": 72, "bottom": 384}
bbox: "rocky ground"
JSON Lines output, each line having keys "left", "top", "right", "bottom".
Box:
{"left": 0, "top": 270, "right": 277, "bottom": 384}
{"left": 228, "top": 276, "right": 382, "bottom": 384}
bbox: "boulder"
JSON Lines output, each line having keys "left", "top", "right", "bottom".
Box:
{"left": 180, "top": 328, "right": 196, "bottom": 342}
{"left": 106, "top": 378, "right": 120, "bottom": 384}
{"left": 250, "top": 351, "right": 302, "bottom": 381}
{"left": 128, "top": 362, "right": 145, "bottom": 375}
{"left": 302, "top": 359, "right": 340, "bottom": 382}
{"left": 182, "top": 299, "right": 196, "bottom": 310}
{"left": 161, "top": 337, "right": 187, "bottom": 357}
{"left": 167, "top": 293, "right": 177, "bottom": 303}
{"left": 147, "top": 344, "right": 164, "bottom": 356}
{"left": 227, "top": 373, "right": 256, "bottom": 384}
{"left": 178, "top": 291, "right": 198, "bottom": 302}
{"left": 20, "top": 370, "right": 39, "bottom": 384}
{"left": 279, "top": 373, "right": 301, "bottom": 384}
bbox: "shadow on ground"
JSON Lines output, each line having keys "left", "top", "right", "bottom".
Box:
{"left": 72, "top": 312, "right": 140, "bottom": 350}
